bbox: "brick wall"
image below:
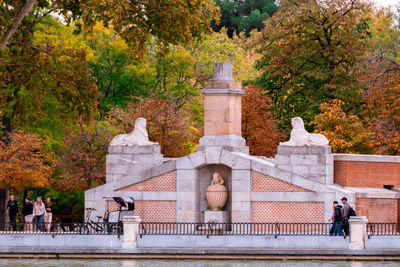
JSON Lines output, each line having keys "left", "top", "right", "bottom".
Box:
{"left": 134, "top": 201, "right": 176, "bottom": 222}
{"left": 356, "top": 198, "right": 399, "bottom": 223}
{"left": 108, "top": 200, "right": 176, "bottom": 222}
{"left": 252, "top": 171, "right": 310, "bottom": 192}
{"left": 334, "top": 161, "right": 400, "bottom": 188}
{"left": 252, "top": 201, "right": 324, "bottom": 223}
{"left": 119, "top": 171, "right": 176, "bottom": 191}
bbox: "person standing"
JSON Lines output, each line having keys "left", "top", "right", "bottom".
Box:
{"left": 22, "top": 197, "right": 34, "bottom": 232}
{"left": 7, "top": 194, "right": 18, "bottom": 231}
{"left": 329, "top": 201, "right": 338, "bottom": 236}
{"left": 333, "top": 204, "right": 343, "bottom": 236}
{"left": 33, "top": 196, "right": 46, "bottom": 231}
{"left": 44, "top": 197, "right": 53, "bottom": 232}
{"left": 341, "top": 197, "right": 350, "bottom": 236}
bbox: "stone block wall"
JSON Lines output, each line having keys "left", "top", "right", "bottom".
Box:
{"left": 106, "top": 145, "right": 163, "bottom": 184}
{"left": 356, "top": 198, "right": 399, "bottom": 223}
{"left": 334, "top": 155, "right": 400, "bottom": 188}
{"left": 275, "top": 145, "right": 333, "bottom": 184}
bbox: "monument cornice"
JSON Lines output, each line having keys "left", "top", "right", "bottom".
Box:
{"left": 200, "top": 88, "right": 245, "bottom": 96}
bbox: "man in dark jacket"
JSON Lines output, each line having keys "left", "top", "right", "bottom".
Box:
{"left": 7, "top": 194, "right": 18, "bottom": 231}
{"left": 341, "top": 197, "right": 350, "bottom": 236}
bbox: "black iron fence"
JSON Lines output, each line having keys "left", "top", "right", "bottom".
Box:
{"left": 367, "top": 223, "right": 400, "bottom": 238}
{"left": 0, "top": 222, "right": 122, "bottom": 235}
{"left": 139, "top": 222, "right": 333, "bottom": 237}
{"left": 2, "top": 221, "right": 399, "bottom": 237}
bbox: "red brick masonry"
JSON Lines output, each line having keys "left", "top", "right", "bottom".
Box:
{"left": 334, "top": 161, "right": 400, "bottom": 188}
{"left": 252, "top": 171, "right": 311, "bottom": 192}
{"left": 252, "top": 202, "right": 324, "bottom": 223}
{"left": 119, "top": 171, "right": 176, "bottom": 191}
{"left": 356, "top": 198, "right": 400, "bottom": 223}
{"left": 107, "top": 200, "right": 176, "bottom": 222}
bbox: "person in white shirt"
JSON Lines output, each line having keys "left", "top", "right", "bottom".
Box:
{"left": 33, "top": 196, "right": 46, "bottom": 231}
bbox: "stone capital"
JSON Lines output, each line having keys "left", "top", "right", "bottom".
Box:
{"left": 122, "top": 215, "right": 142, "bottom": 223}
{"left": 201, "top": 88, "right": 245, "bottom": 96}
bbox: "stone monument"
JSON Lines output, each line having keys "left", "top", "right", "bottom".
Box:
{"left": 197, "top": 62, "right": 248, "bottom": 153}
{"left": 106, "top": 118, "right": 163, "bottom": 184}
{"left": 110, "top": 118, "right": 156, "bottom": 146}
{"left": 276, "top": 117, "right": 333, "bottom": 184}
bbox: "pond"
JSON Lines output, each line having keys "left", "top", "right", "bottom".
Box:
{"left": 0, "top": 259, "right": 398, "bottom": 267}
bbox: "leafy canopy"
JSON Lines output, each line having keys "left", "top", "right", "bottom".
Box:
{"left": 256, "top": 0, "right": 371, "bottom": 131}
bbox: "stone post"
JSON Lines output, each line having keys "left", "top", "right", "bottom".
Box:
{"left": 122, "top": 216, "right": 142, "bottom": 248}
{"left": 348, "top": 216, "right": 368, "bottom": 250}
{"left": 275, "top": 145, "right": 333, "bottom": 184}
{"left": 106, "top": 144, "right": 163, "bottom": 184}
{"left": 197, "top": 62, "right": 248, "bottom": 154}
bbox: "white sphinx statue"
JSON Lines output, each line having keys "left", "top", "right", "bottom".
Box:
{"left": 110, "top": 118, "right": 157, "bottom": 146}
{"left": 280, "top": 117, "right": 329, "bottom": 146}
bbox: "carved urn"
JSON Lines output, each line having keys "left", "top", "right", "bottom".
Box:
{"left": 206, "top": 173, "right": 228, "bottom": 211}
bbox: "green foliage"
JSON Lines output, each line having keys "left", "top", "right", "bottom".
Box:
{"left": 256, "top": 0, "right": 371, "bottom": 132}
{"left": 30, "top": 187, "right": 85, "bottom": 221}
{"left": 212, "top": 0, "right": 279, "bottom": 37}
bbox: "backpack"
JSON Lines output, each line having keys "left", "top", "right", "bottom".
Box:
{"left": 349, "top": 206, "right": 356, "bottom": 217}
{"left": 334, "top": 206, "right": 343, "bottom": 221}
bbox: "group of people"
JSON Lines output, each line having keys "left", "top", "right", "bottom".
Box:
{"left": 329, "top": 197, "right": 354, "bottom": 236}
{"left": 7, "top": 194, "right": 53, "bottom": 232}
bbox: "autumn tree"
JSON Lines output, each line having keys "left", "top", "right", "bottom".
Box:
{"left": 56, "top": 120, "right": 118, "bottom": 191}
{"left": 0, "top": 18, "right": 99, "bottom": 138}
{"left": 108, "top": 97, "right": 199, "bottom": 158}
{"left": 311, "top": 100, "right": 372, "bottom": 154}
{"left": 242, "top": 86, "right": 286, "bottom": 156}
{"left": 256, "top": 0, "right": 371, "bottom": 130}
{"left": 0, "top": 131, "right": 53, "bottom": 191}
{"left": 1, "top": 0, "right": 219, "bottom": 57}
{"left": 361, "top": 8, "right": 400, "bottom": 155}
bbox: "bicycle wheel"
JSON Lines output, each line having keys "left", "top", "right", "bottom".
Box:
{"left": 79, "top": 225, "right": 90, "bottom": 235}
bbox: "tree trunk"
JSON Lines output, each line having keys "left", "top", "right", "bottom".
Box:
{"left": 0, "top": 0, "right": 37, "bottom": 50}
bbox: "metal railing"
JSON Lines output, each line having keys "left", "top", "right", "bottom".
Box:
{"left": 0, "top": 222, "right": 122, "bottom": 235}
{"left": 139, "top": 222, "right": 333, "bottom": 237}
{"left": 367, "top": 223, "right": 400, "bottom": 238}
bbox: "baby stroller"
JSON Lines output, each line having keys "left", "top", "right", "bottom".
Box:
{"left": 103, "top": 197, "right": 135, "bottom": 234}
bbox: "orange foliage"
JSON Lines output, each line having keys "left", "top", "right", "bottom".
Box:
{"left": 311, "top": 100, "right": 372, "bottom": 154}
{"left": 0, "top": 131, "right": 53, "bottom": 190}
{"left": 363, "top": 62, "right": 400, "bottom": 155}
{"left": 56, "top": 120, "right": 117, "bottom": 191}
{"left": 108, "top": 97, "right": 200, "bottom": 158}
{"left": 242, "top": 86, "right": 286, "bottom": 156}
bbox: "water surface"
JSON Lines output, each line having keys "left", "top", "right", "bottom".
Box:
{"left": 0, "top": 259, "right": 398, "bottom": 267}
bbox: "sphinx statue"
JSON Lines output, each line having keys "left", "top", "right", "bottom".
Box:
{"left": 280, "top": 117, "right": 329, "bottom": 146}
{"left": 110, "top": 118, "right": 156, "bottom": 146}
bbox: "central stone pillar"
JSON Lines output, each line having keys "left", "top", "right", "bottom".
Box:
{"left": 197, "top": 62, "right": 248, "bottom": 154}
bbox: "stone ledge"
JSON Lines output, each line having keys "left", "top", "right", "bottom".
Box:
{"left": 203, "top": 81, "right": 242, "bottom": 90}
{"left": 200, "top": 88, "right": 245, "bottom": 96}
{"left": 334, "top": 153, "right": 400, "bottom": 163}
{"left": 277, "top": 145, "right": 332, "bottom": 155}
{"left": 108, "top": 144, "right": 160, "bottom": 154}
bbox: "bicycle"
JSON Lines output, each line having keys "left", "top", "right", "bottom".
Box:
{"left": 80, "top": 208, "right": 120, "bottom": 234}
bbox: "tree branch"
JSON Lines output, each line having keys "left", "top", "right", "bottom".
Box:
{"left": 0, "top": 0, "right": 37, "bottom": 50}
